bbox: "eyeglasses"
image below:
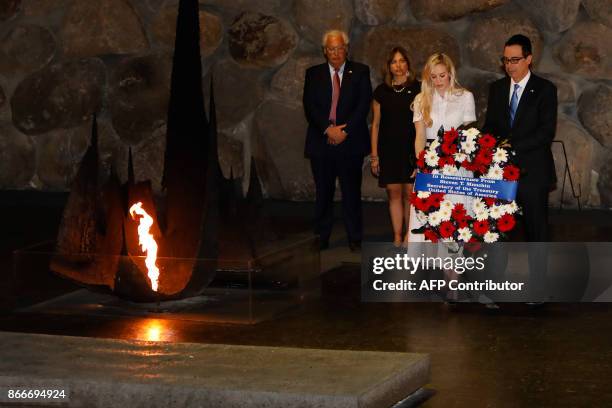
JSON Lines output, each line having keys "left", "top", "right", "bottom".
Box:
{"left": 500, "top": 56, "right": 525, "bottom": 65}
{"left": 325, "top": 46, "right": 347, "bottom": 54}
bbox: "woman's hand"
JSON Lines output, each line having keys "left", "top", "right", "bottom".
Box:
{"left": 370, "top": 156, "right": 379, "bottom": 177}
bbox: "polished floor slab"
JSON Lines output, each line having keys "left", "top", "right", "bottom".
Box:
{"left": 0, "top": 331, "right": 429, "bottom": 408}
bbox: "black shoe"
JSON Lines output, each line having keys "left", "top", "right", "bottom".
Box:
{"left": 525, "top": 301, "right": 546, "bottom": 309}
{"left": 349, "top": 241, "right": 361, "bottom": 252}
{"left": 410, "top": 226, "right": 426, "bottom": 234}
{"left": 485, "top": 302, "right": 500, "bottom": 311}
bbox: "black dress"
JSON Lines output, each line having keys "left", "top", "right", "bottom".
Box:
{"left": 373, "top": 81, "right": 420, "bottom": 187}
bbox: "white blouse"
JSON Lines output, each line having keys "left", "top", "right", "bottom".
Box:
{"left": 413, "top": 89, "right": 476, "bottom": 140}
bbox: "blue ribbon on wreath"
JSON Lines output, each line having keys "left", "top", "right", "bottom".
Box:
{"left": 415, "top": 172, "right": 518, "bottom": 201}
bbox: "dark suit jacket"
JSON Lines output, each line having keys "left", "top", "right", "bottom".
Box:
{"left": 482, "top": 73, "right": 557, "bottom": 185}
{"left": 303, "top": 61, "right": 373, "bottom": 158}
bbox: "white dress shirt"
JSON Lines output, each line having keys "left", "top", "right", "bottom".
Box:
{"left": 413, "top": 89, "right": 476, "bottom": 140}
{"left": 509, "top": 70, "right": 531, "bottom": 105}
{"left": 328, "top": 62, "right": 345, "bottom": 90}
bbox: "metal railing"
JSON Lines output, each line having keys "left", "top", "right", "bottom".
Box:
{"left": 552, "top": 140, "right": 581, "bottom": 210}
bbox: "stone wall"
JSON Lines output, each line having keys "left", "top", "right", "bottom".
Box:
{"left": 0, "top": 0, "right": 610, "bottom": 208}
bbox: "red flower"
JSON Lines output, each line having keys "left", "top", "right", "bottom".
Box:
{"left": 475, "top": 148, "right": 493, "bottom": 165}
{"left": 477, "top": 164, "right": 489, "bottom": 175}
{"left": 461, "top": 160, "right": 477, "bottom": 172}
{"left": 443, "top": 129, "right": 459, "bottom": 144}
{"left": 452, "top": 203, "right": 466, "bottom": 218}
{"left": 503, "top": 165, "right": 520, "bottom": 181}
{"left": 424, "top": 229, "right": 439, "bottom": 243}
{"left": 439, "top": 221, "right": 456, "bottom": 238}
{"left": 456, "top": 218, "right": 470, "bottom": 228}
{"left": 441, "top": 142, "right": 457, "bottom": 155}
{"left": 497, "top": 213, "right": 516, "bottom": 233}
{"left": 412, "top": 196, "right": 429, "bottom": 211}
{"left": 427, "top": 193, "right": 444, "bottom": 209}
{"left": 473, "top": 220, "right": 490, "bottom": 235}
{"left": 416, "top": 156, "right": 425, "bottom": 169}
{"left": 416, "top": 150, "right": 426, "bottom": 169}
{"left": 479, "top": 134, "right": 496, "bottom": 148}
{"left": 438, "top": 156, "right": 455, "bottom": 167}
{"left": 483, "top": 197, "right": 496, "bottom": 207}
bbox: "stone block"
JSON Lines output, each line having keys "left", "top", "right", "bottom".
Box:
{"left": 10, "top": 58, "right": 105, "bottom": 135}
{"left": 410, "top": 0, "right": 508, "bottom": 22}
{"left": 554, "top": 21, "right": 612, "bottom": 79}
{"left": 228, "top": 12, "right": 298, "bottom": 68}
{"left": 0, "top": 331, "right": 430, "bottom": 408}
{"left": 61, "top": 0, "right": 149, "bottom": 57}
{"left": 293, "top": 0, "right": 353, "bottom": 47}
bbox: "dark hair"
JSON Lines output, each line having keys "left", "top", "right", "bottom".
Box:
{"left": 505, "top": 34, "right": 532, "bottom": 57}
{"left": 382, "top": 46, "right": 415, "bottom": 87}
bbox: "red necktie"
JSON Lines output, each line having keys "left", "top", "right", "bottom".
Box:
{"left": 329, "top": 68, "right": 340, "bottom": 125}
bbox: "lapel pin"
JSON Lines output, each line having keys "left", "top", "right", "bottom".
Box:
{"left": 348, "top": 70, "right": 352, "bottom": 74}
{"left": 530, "top": 89, "right": 534, "bottom": 93}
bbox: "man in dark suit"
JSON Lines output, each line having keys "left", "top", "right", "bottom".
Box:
{"left": 483, "top": 34, "right": 557, "bottom": 242}
{"left": 303, "top": 29, "right": 372, "bottom": 251}
{"left": 483, "top": 34, "right": 557, "bottom": 304}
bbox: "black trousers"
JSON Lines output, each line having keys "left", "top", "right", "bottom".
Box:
{"left": 516, "top": 179, "right": 549, "bottom": 242}
{"left": 517, "top": 179, "right": 550, "bottom": 300}
{"left": 310, "top": 152, "right": 363, "bottom": 243}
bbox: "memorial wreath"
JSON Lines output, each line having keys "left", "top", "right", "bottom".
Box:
{"left": 411, "top": 127, "right": 521, "bottom": 243}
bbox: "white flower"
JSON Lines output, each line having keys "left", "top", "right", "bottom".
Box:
{"left": 484, "top": 231, "right": 499, "bottom": 243}
{"left": 439, "top": 207, "right": 452, "bottom": 222}
{"left": 493, "top": 148, "right": 508, "bottom": 163}
{"left": 425, "top": 150, "right": 439, "bottom": 167}
{"left": 457, "top": 227, "right": 472, "bottom": 242}
{"left": 428, "top": 211, "right": 442, "bottom": 226}
{"left": 475, "top": 208, "right": 489, "bottom": 221}
{"left": 454, "top": 152, "right": 468, "bottom": 163}
{"left": 489, "top": 205, "right": 505, "bottom": 219}
{"left": 486, "top": 164, "right": 504, "bottom": 180}
{"left": 504, "top": 201, "right": 518, "bottom": 214}
{"left": 442, "top": 164, "right": 458, "bottom": 175}
{"left": 461, "top": 140, "right": 477, "bottom": 154}
{"left": 472, "top": 198, "right": 485, "bottom": 213}
{"left": 417, "top": 191, "right": 431, "bottom": 199}
{"left": 464, "top": 127, "right": 480, "bottom": 138}
{"left": 432, "top": 169, "right": 440, "bottom": 175}
{"left": 440, "top": 200, "right": 454, "bottom": 211}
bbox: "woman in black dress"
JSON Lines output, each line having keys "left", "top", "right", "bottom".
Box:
{"left": 370, "top": 46, "right": 420, "bottom": 246}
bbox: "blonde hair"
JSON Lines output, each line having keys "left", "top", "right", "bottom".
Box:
{"left": 413, "top": 53, "right": 465, "bottom": 128}
{"left": 321, "top": 30, "right": 350, "bottom": 47}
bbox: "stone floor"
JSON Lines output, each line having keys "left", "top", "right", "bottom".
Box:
{"left": 1, "top": 191, "right": 612, "bottom": 407}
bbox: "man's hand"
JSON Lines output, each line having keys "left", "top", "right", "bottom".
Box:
{"left": 326, "top": 124, "right": 347, "bottom": 145}
{"left": 499, "top": 138, "right": 512, "bottom": 148}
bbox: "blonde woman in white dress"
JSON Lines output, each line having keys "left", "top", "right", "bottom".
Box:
{"left": 408, "top": 53, "right": 476, "bottom": 243}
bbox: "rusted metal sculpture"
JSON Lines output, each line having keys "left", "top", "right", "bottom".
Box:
{"left": 52, "top": 0, "right": 221, "bottom": 301}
